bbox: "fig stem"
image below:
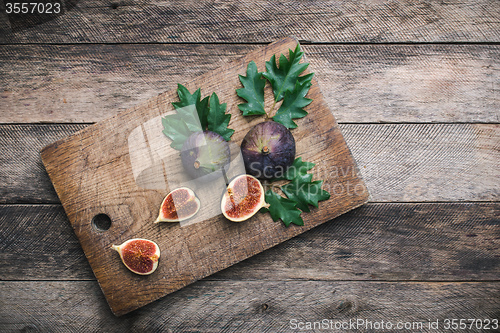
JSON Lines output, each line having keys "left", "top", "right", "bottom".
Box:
{"left": 221, "top": 168, "right": 229, "bottom": 186}
{"left": 111, "top": 244, "right": 120, "bottom": 252}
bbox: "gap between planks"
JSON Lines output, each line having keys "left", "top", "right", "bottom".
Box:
{"left": 2, "top": 123, "right": 498, "bottom": 203}
{"left": 1, "top": 280, "right": 498, "bottom": 329}
{"left": 1, "top": 41, "right": 500, "bottom": 46}
{"left": 1, "top": 202, "right": 498, "bottom": 281}
{"left": 1, "top": 0, "right": 499, "bottom": 44}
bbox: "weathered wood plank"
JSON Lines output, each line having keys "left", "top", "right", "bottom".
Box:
{"left": 0, "top": 124, "right": 498, "bottom": 204}
{"left": 1, "top": 203, "right": 498, "bottom": 281}
{"left": 1, "top": 0, "right": 499, "bottom": 44}
{"left": 0, "top": 124, "right": 87, "bottom": 203}
{"left": 0, "top": 44, "right": 253, "bottom": 123}
{"left": 342, "top": 123, "right": 500, "bottom": 202}
{"left": 0, "top": 204, "right": 91, "bottom": 280}
{"left": 1, "top": 280, "right": 498, "bottom": 328}
{"left": 1, "top": 44, "right": 499, "bottom": 123}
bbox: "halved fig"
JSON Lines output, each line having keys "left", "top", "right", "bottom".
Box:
{"left": 221, "top": 174, "right": 269, "bottom": 222}
{"left": 111, "top": 238, "right": 160, "bottom": 275}
{"left": 155, "top": 187, "right": 200, "bottom": 223}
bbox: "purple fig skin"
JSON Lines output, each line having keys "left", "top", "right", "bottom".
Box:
{"left": 180, "top": 131, "right": 230, "bottom": 182}
{"left": 241, "top": 121, "right": 296, "bottom": 179}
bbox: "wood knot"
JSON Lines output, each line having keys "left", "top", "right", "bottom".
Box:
{"left": 257, "top": 303, "right": 269, "bottom": 313}
{"left": 335, "top": 299, "right": 358, "bottom": 314}
{"left": 21, "top": 324, "right": 40, "bottom": 333}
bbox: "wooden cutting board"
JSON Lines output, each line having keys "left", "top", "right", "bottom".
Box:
{"left": 41, "top": 37, "right": 369, "bottom": 316}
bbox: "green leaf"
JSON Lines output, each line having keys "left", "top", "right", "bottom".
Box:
{"left": 236, "top": 61, "right": 266, "bottom": 116}
{"left": 274, "top": 157, "right": 315, "bottom": 181}
{"left": 262, "top": 44, "right": 309, "bottom": 103}
{"left": 263, "top": 190, "right": 304, "bottom": 227}
{"left": 172, "top": 84, "right": 198, "bottom": 109}
{"left": 197, "top": 96, "right": 210, "bottom": 129}
{"left": 281, "top": 178, "right": 330, "bottom": 213}
{"left": 297, "top": 72, "right": 314, "bottom": 86}
{"left": 172, "top": 84, "right": 209, "bottom": 129}
{"left": 175, "top": 105, "right": 204, "bottom": 133}
{"left": 161, "top": 114, "right": 192, "bottom": 150}
{"left": 163, "top": 86, "right": 234, "bottom": 150}
{"left": 207, "top": 92, "right": 235, "bottom": 141}
{"left": 272, "top": 80, "right": 312, "bottom": 129}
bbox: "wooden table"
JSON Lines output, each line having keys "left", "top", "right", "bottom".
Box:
{"left": 1, "top": 1, "right": 499, "bottom": 331}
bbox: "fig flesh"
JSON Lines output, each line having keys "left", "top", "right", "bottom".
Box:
{"left": 111, "top": 238, "right": 160, "bottom": 275}
{"left": 180, "top": 131, "right": 230, "bottom": 182}
{"left": 155, "top": 187, "right": 200, "bottom": 223}
{"left": 221, "top": 174, "right": 269, "bottom": 222}
{"left": 240, "top": 121, "right": 295, "bottom": 179}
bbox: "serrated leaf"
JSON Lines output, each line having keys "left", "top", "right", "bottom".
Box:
{"left": 236, "top": 61, "right": 266, "bottom": 116}
{"left": 277, "top": 157, "right": 315, "bottom": 181}
{"left": 175, "top": 105, "right": 203, "bottom": 133}
{"left": 172, "top": 84, "right": 198, "bottom": 108}
{"left": 207, "top": 92, "right": 235, "bottom": 141}
{"left": 297, "top": 72, "right": 314, "bottom": 86}
{"left": 281, "top": 178, "right": 330, "bottom": 213}
{"left": 197, "top": 95, "right": 210, "bottom": 129}
{"left": 272, "top": 80, "right": 312, "bottom": 129}
{"left": 172, "top": 84, "right": 209, "bottom": 129}
{"left": 262, "top": 44, "right": 309, "bottom": 103}
{"left": 263, "top": 190, "right": 304, "bottom": 227}
{"left": 162, "top": 102, "right": 202, "bottom": 149}
{"left": 161, "top": 114, "right": 192, "bottom": 150}
{"left": 163, "top": 86, "right": 234, "bottom": 150}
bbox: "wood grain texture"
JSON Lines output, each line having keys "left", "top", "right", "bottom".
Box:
{"left": 40, "top": 37, "right": 368, "bottom": 315}
{"left": 1, "top": 0, "right": 498, "bottom": 329}
{"left": 1, "top": 280, "right": 499, "bottom": 332}
{"left": 1, "top": 203, "right": 498, "bottom": 281}
{"left": 1, "top": 123, "right": 498, "bottom": 204}
{"left": 0, "top": 44, "right": 254, "bottom": 124}
{"left": 1, "top": 0, "right": 499, "bottom": 44}
{"left": 0, "top": 124, "right": 87, "bottom": 204}
{"left": 343, "top": 123, "right": 500, "bottom": 202}
{"left": 1, "top": 44, "right": 499, "bottom": 123}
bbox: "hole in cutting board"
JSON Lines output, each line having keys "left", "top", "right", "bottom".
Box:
{"left": 92, "top": 214, "right": 112, "bottom": 231}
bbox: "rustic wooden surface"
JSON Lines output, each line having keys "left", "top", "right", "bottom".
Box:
{"left": 1, "top": 0, "right": 499, "bottom": 43}
{"left": 2, "top": 124, "right": 498, "bottom": 204}
{"left": 39, "top": 37, "right": 369, "bottom": 316}
{"left": 1, "top": 0, "right": 499, "bottom": 331}
{"left": 1, "top": 44, "right": 499, "bottom": 124}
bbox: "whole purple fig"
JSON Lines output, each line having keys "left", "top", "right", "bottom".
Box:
{"left": 240, "top": 121, "right": 295, "bottom": 179}
{"left": 180, "top": 131, "right": 230, "bottom": 182}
